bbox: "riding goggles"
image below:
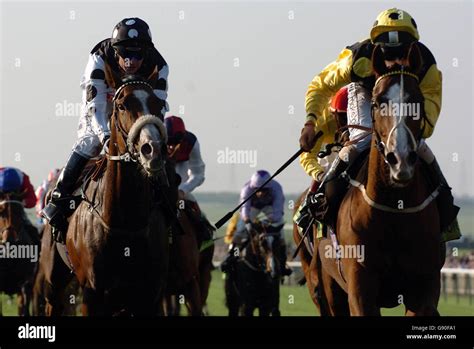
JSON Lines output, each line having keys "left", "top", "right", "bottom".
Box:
{"left": 115, "top": 45, "right": 146, "bottom": 60}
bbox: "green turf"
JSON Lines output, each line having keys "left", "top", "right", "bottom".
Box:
{"left": 2, "top": 270, "right": 473, "bottom": 316}
{"left": 205, "top": 271, "right": 473, "bottom": 316}
{"left": 0, "top": 293, "right": 19, "bottom": 316}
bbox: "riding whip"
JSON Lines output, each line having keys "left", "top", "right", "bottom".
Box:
{"left": 214, "top": 130, "right": 323, "bottom": 229}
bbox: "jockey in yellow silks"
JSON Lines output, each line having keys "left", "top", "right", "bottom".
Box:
{"left": 296, "top": 8, "right": 460, "bottom": 241}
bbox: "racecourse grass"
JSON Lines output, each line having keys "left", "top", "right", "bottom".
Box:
{"left": 3, "top": 271, "right": 471, "bottom": 316}
{"left": 205, "top": 271, "right": 474, "bottom": 316}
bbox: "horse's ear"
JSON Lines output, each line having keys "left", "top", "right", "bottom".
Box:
{"left": 406, "top": 42, "right": 422, "bottom": 75}
{"left": 146, "top": 65, "right": 158, "bottom": 85}
{"left": 372, "top": 44, "right": 388, "bottom": 77}
{"left": 104, "top": 63, "right": 122, "bottom": 90}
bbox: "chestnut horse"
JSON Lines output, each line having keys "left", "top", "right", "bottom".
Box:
{"left": 310, "top": 44, "right": 445, "bottom": 316}
{"left": 44, "top": 66, "right": 172, "bottom": 316}
{"left": 0, "top": 192, "right": 39, "bottom": 316}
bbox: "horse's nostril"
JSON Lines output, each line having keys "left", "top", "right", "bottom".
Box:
{"left": 386, "top": 152, "right": 398, "bottom": 165}
{"left": 140, "top": 143, "right": 152, "bottom": 156}
{"left": 408, "top": 151, "right": 418, "bottom": 165}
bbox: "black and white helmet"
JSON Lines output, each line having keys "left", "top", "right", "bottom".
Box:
{"left": 111, "top": 18, "right": 153, "bottom": 48}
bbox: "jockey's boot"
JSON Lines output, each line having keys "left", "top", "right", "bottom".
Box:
{"left": 221, "top": 243, "right": 239, "bottom": 273}
{"left": 428, "top": 159, "right": 461, "bottom": 240}
{"left": 294, "top": 180, "right": 320, "bottom": 231}
{"left": 41, "top": 152, "right": 88, "bottom": 238}
{"left": 308, "top": 156, "right": 348, "bottom": 222}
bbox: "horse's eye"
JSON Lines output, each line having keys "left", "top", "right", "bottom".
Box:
{"left": 117, "top": 103, "right": 126, "bottom": 111}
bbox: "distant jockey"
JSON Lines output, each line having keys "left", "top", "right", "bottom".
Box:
{"left": 221, "top": 170, "right": 292, "bottom": 276}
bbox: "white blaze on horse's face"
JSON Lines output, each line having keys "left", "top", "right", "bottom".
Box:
{"left": 133, "top": 90, "right": 164, "bottom": 175}
{"left": 382, "top": 82, "right": 418, "bottom": 186}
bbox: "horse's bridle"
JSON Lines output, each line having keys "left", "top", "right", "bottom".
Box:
{"left": 345, "top": 67, "right": 442, "bottom": 214}
{"left": 245, "top": 226, "right": 279, "bottom": 273}
{"left": 106, "top": 80, "right": 167, "bottom": 163}
{"left": 370, "top": 67, "right": 423, "bottom": 163}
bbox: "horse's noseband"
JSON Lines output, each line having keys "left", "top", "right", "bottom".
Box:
{"left": 107, "top": 81, "right": 168, "bottom": 163}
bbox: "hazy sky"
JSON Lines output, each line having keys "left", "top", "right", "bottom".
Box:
{"left": 0, "top": 0, "right": 472, "bottom": 196}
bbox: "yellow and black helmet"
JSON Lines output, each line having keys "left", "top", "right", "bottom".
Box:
{"left": 370, "top": 8, "right": 420, "bottom": 43}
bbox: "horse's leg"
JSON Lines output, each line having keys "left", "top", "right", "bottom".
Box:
{"left": 259, "top": 306, "right": 270, "bottom": 317}
{"left": 271, "top": 279, "right": 281, "bottom": 316}
{"left": 44, "top": 283, "right": 67, "bottom": 316}
{"left": 311, "top": 237, "right": 347, "bottom": 316}
{"left": 227, "top": 300, "right": 239, "bottom": 317}
{"left": 81, "top": 286, "right": 105, "bottom": 316}
{"left": 32, "top": 262, "right": 46, "bottom": 316}
{"left": 404, "top": 272, "right": 441, "bottom": 316}
{"left": 316, "top": 261, "right": 349, "bottom": 316}
{"left": 260, "top": 285, "right": 274, "bottom": 317}
{"left": 162, "top": 294, "right": 175, "bottom": 316}
{"left": 304, "top": 258, "right": 321, "bottom": 309}
{"left": 294, "top": 219, "right": 322, "bottom": 311}
{"left": 18, "top": 283, "right": 32, "bottom": 317}
{"left": 17, "top": 291, "right": 25, "bottom": 316}
{"left": 184, "top": 276, "right": 203, "bottom": 316}
{"left": 143, "top": 210, "right": 170, "bottom": 317}
{"left": 345, "top": 261, "right": 379, "bottom": 316}
{"left": 225, "top": 273, "right": 240, "bottom": 317}
{"left": 243, "top": 303, "right": 254, "bottom": 317}
{"left": 65, "top": 279, "right": 80, "bottom": 315}
{"left": 44, "top": 261, "right": 73, "bottom": 316}
{"left": 38, "top": 225, "right": 72, "bottom": 316}
{"left": 198, "top": 245, "right": 214, "bottom": 312}
{"left": 173, "top": 295, "right": 181, "bottom": 316}
{"left": 166, "top": 294, "right": 174, "bottom": 316}
{"left": 337, "top": 199, "right": 379, "bottom": 316}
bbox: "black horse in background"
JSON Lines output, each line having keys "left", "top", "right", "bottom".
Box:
{"left": 225, "top": 221, "right": 281, "bottom": 316}
{"left": 0, "top": 192, "right": 40, "bottom": 316}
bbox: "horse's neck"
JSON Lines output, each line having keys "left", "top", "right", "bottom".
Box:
{"left": 9, "top": 206, "right": 24, "bottom": 229}
{"left": 102, "top": 139, "right": 151, "bottom": 229}
{"left": 246, "top": 240, "right": 262, "bottom": 264}
{"left": 365, "top": 145, "right": 424, "bottom": 208}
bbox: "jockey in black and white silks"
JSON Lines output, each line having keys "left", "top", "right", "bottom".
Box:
{"left": 42, "top": 18, "right": 170, "bottom": 233}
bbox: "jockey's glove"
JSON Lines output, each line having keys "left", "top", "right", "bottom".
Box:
{"left": 299, "top": 121, "right": 318, "bottom": 152}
